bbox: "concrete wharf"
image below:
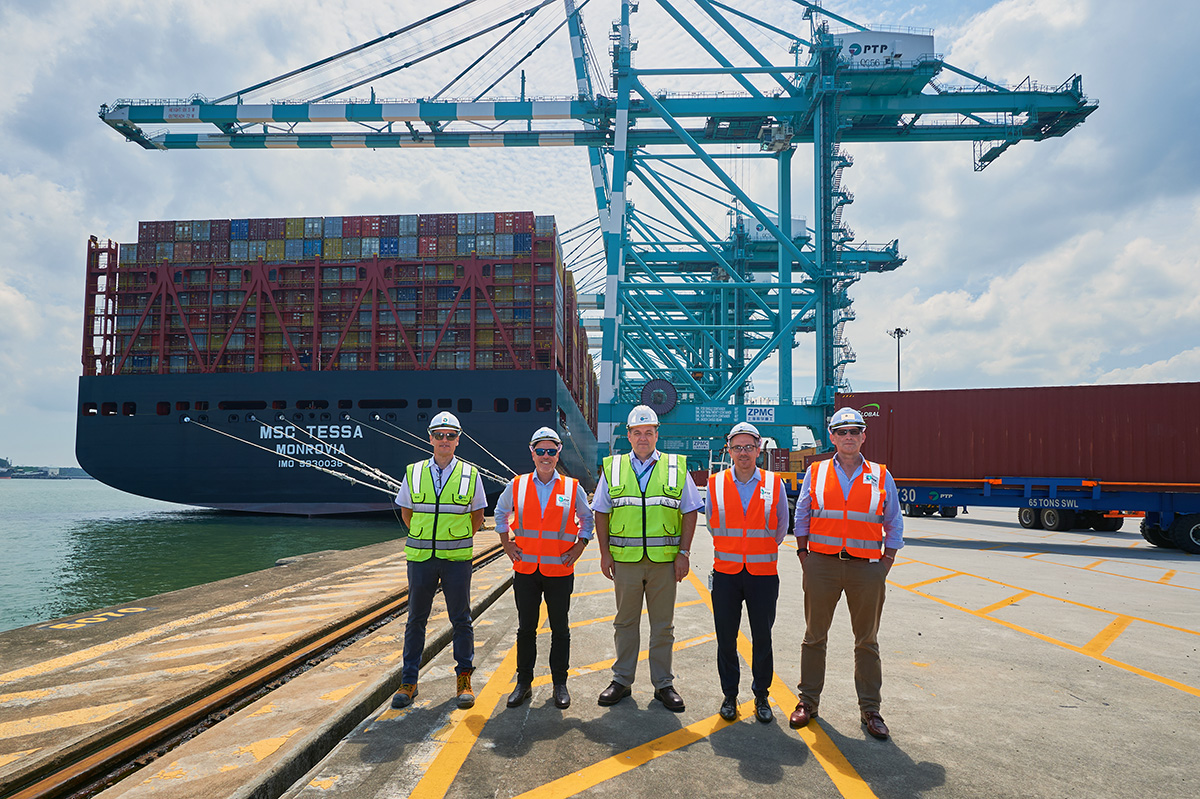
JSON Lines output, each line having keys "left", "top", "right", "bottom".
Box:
{"left": 1, "top": 508, "right": 1197, "bottom": 798}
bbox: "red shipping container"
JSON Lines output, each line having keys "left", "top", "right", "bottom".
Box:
{"left": 195, "top": 241, "right": 211, "bottom": 261}
{"left": 175, "top": 242, "right": 193, "bottom": 261}
{"left": 138, "top": 221, "right": 158, "bottom": 242}
{"left": 380, "top": 215, "right": 399, "bottom": 236}
{"left": 513, "top": 211, "right": 534, "bottom": 233}
{"left": 362, "top": 216, "right": 381, "bottom": 236}
{"left": 248, "top": 218, "right": 269, "bottom": 239}
{"left": 418, "top": 215, "right": 437, "bottom": 235}
{"left": 267, "top": 218, "right": 286, "bottom": 239}
{"left": 839, "top": 383, "right": 1200, "bottom": 486}
{"left": 210, "top": 241, "right": 229, "bottom": 261}
{"left": 210, "top": 219, "right": 231, "bottom": 240}
{"left": 157, "top": 221, "right": 174, "bottom": 240}
{"left": 419, "top": 236, "right": 438, "bottom": 257}
{"left": 343, "top": 216, "right": 362, "bottom": 238}
{"left": 437, "top": 213, "right": 457, "bottom": 235}
{"left": 497, "top": 212, "right": 515, "bottom": 233}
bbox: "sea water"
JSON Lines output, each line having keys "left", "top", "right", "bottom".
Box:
{"left": 0, "top": 479, "right": 406, "bottom": 633}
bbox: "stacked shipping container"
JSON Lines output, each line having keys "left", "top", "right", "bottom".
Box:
{"left": 86, "top": 212, "right": 597, "bottom": 430}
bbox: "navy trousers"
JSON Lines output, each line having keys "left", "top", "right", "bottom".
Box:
{"left": 402, "top": 557, "right": 473, "bottom": 683}
{"left": 712, "top": 568, "right": 779, "bottom": 699}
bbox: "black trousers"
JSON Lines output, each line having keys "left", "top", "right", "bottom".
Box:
{"left": 513, "top": 570, "right": 575, "bottom": 684}
{"left": 712, "top": 569, "right": 779, "bottom": 699}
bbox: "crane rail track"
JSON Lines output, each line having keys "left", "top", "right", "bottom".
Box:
{"left": 5, "top": 545, "right": 506, "bottom": 799}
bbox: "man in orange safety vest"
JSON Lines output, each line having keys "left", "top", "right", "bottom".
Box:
{"left": 789, "top": 407, "right": 904, "bottom": 740}
{"left": 706, "top": 421, "right": 790, "bottom": 724}
{"left": 495, "top": 426, "right": 595, "bottom": 710}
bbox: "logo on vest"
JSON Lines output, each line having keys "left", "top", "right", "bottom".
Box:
{"left": 863, "top": 472, "right": 878, "bottom": 485}
{"left": 556, "top": 493, "right": 571, "bottom": 507}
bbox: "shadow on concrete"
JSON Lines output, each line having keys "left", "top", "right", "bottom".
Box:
{"left": 820, "top": 719, "right": 947, "bottom": 797}
{"left": 707, "top": 713, "right": 811, "bottom": 784}
{"left": 907, "top": 536, "right": 1183, "bottom": 562}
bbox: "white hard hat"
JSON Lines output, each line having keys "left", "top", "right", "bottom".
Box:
{"left": 529, "top": 426, "right": 562, "bottom": 446}
{"left": 627, "top": 405, "right": 659, "bottom": 427}
{"left": 726, "top": 421, "right": 761, "bottom": 441}
{"left": 428, "top": 411, "right": 461, "bottom": 432}
{"left": 828, "top": 407, "right": 866, "bottom": 430}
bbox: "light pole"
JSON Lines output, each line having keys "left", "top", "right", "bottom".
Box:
{"left": 887, "top": 327, "right": 909, "bottom": 391}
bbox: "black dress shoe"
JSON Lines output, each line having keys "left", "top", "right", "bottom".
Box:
{"left": 719, "top": 696, "right": 737, "bottom": 721}
{"left": 553, "top": 683, "right": 571, "bottom": 709}
{"left": 754, "top": 695, "right": 773, "bottom": 724}
{"left": 598, "top": 680, "right": 631, "bottom": 706}
{"left": 653, "top": 685, "right": 685, "bottom": 712}
{"left": 861, "top": 710, "right": 889, "bottom": 740}
{"left": 506, "top": 683, "right": 532, "bottom": 708}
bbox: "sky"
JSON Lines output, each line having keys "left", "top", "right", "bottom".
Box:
{"left": 1, "top": 0, "right": 1197, "bottom": 467}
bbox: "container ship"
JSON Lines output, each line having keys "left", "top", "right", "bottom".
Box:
{"left": 77, "top": 212, "right": 599, "bottom": 514}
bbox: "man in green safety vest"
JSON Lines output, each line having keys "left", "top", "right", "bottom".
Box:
{"left": 390, "top": 411, "right": 487, "bottom": 710}
{"left": 592, "top": 405, "right": 702, "bottom": 712}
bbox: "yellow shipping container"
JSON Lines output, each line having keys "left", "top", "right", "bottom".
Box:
{"left": 325, "top": 238, "right": 342, "bottom": 260}
{"left": 286, "top": 218, "right": 304, "bottom": 239}
{"left": 266, "top": 240, "right": 285, "bottom": 261}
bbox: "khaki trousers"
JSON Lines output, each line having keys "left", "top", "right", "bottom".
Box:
{"left": 799, "top": 552, "right": 889, "bottom": 713}
{"left": 612, "top": 556, "right": 677, "bottom": 689}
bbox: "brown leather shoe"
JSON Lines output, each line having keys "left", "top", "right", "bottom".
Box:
{"left": 788, "top": 700, "right": 816, "bottom": 729}
{"left": 653, "top": 685, "right": 685, "bottom": 712}
{"left": 598, "top": 680, "right": 631, "bottom": 706}
{"left": 861, "top": 710, "right": 889, "bottom": 740}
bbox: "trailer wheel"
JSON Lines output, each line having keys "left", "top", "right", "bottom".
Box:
{"left": 1139, "top": 518, "right": 1175, "bottom": 549}
{"left": 938, "top": 506, "right": 958, "bottom": 518}
{"left": 1168, "top": 513, "right": 1200, "bottom": 555}
{"left": 1018, "top": 508, "right": 1043, "bottom": 529}
{"left": 1093, "top": 517, "right": 1124, "bottom": 533}
{"left": 1041, "top": 508, "right": 1075, "bottom": 531}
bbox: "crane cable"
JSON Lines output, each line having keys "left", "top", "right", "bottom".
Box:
{"left": 254, "top": 414, "right": 403, "bottom": 492}
{"left": 183, "top": 417, "right": 395, "bottom": 495}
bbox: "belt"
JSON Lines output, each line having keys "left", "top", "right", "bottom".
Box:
{"left": 815, "top": 550, "right": 874, "bottom": 562}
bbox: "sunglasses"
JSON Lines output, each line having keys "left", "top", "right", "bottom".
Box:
{"left": 729, "top": 444, "right": 758, "bottom": 454}
{"left": 533, "top": 447, "right": 560, "bottom": 456}
{"left": 832, "top": 427, "right": 864, "bottom": 437}
{"left": 431, "top": 431, "right": 459, "bottom": 441}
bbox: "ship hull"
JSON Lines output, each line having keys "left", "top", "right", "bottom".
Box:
{"left": 76, "top": 370, "right": 597, "bottom": 515}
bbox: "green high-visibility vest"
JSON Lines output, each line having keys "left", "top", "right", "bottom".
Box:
{"left": 604, "top": 452, "right": 686, "bottom": 563}
{"left": 404, "top": 459, "right": 478, "bottom": 562}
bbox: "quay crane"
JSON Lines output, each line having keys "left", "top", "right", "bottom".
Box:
{"left": 99, "top": 0, "right": 1097, "bottom": 461}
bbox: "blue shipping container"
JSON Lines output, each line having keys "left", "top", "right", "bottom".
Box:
{"left": 230, "top": 219, "right": 250, "bottom": 240}
{"left": 514, "top": 233, "right": 532, "bottom": 253}
{"left": 380, "top": 236, "right": 399, "bottom": 256}
{"left": 230, "top": 240, "right": 249, "bottom": 261}
{"left": 324, "top": 217, "right": 343, "bottom": 238}
{"left": 303, "top": 239, "right": 323, "bottom": 257}
{"left": 285, "top": 240, "right": 305, "bottom": 260}
{"left": 398, "top": 236, "right": 418, "bottom": 257}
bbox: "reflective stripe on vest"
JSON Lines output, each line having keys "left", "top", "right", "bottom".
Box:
{"left": 708, "top": 468, "right": 780, "bottom": 575}
{"left": 808, "top": 458, "right": 887, "bottom": 558}
{"left": 511, "top": 472, "right": 580, "bottom": 576}
{"left": 405, "top": 459, "right": 477, "bottom": 562}
{"left": 605, "top": 452, "right": 686, "bottom": 563}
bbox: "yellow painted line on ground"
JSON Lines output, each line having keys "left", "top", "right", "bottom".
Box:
{"left": 1159, "top": 570, "right": 1177, "bottom": 584}
{"left": 975, "top": 590, "right": 1034, "bottom": 615}
{"left": 1021, "top": 551, "right": 1043, "bottom": 559}
{"left": 148, "top": 632, "right": 293, "bottom": 660}
{"left": 1082, "top": 559, "right": 1106, "bottom": 570}
{"left": 0, "top": 552, "right": 407, "bottom": 686}
{"left": 900, "top": 573, "right": 962, "bottom": 590}
{"left": 0, "top": 700, "right": 141, "bottom": 738}
{"left": 0, "top": 748, "right": 40, "bottom": 769}
{"left": 320, "top": 681, "right": 365, "bottom": 703}
{"left": 895, "top": 582, "right": 1200, "bottom": 698}
{"left": 0, "top": 687, "right": 59, "bottom": 704}
{"left": 407, "top": 619, "right": 524, "bottom": 799}
{"left": 1082, "top": 616, "right": 1134, "bottom": 656}
{"left": 895, "top": 556, "right": 1200, "bottom": 636}
{"left": 513, "top": 706, "right": 755, "bottom": 799}
{"left": 684, "top": 571, "right": 878, "bottom": 799}
{"left": 979, "top": 543, "right": 1011, "bottom": 551}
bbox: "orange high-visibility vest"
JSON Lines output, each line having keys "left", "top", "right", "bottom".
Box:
{"left": 708, "top": 468, "right": 781, "bottom": 575}
{"left": 807, "top": 458, "right": 888, "bottom": 558}
{"left": 511, "top": 472, "right": 581, "bottom": 576}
